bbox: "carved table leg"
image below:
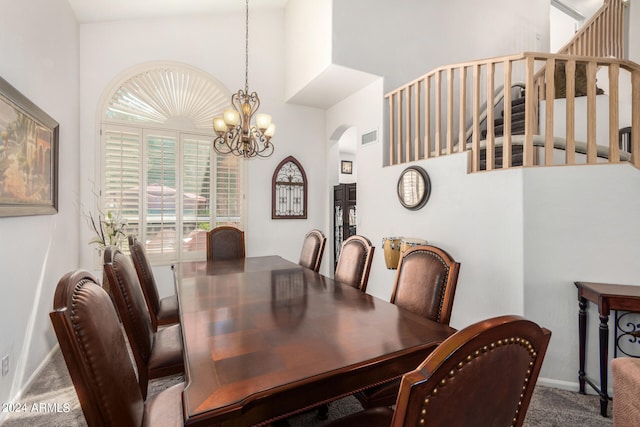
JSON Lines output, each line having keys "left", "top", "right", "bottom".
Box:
{"left": 599, "top": 313, "right": 610, "bottom": 417}
{"left": 578, "top": 297, "right": 587, "bottom": 394}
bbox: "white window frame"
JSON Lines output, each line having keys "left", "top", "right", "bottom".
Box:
{"left": 96, "top": 62, "right": 247, "bottom": 265}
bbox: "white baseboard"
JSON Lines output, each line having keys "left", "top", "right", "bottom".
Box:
{"left": 0, "top": 344, "right": 61, "bottom": 423}
{"left": 537, "top": 376, "right": 612, "bottom": 396}
{"left": 6, "top": 344, "right": 60, "bottom": 403}
{"left": 537, "top": 377, "right": 580, "bottom": 391}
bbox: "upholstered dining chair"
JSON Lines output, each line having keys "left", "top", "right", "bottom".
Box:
{"left": 298, "top": 229, "right": 326, "bottom": 272}
{"left": 327, "top": 315, "right": 551, "bottom": 427}
{"left": 354, "top": 244, "right": 461, "bottom": 409}
{"left": 334, "top": 235, "right": 375, "bottom": 292}
{"left": 50, "top": 270, "right": 184, "bottom": 427}
{"left": 128, "top": 235, "right": 179, "bottom": 331}
{"left": 206, "top": 225, "right": 245, "bottom": 261}
{"left": 104, "top": 246, "right": 184, "bottom": 399}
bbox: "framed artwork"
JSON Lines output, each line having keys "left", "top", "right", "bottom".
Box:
{"left": 272, "top": 156, "right": 307, "bottom": 219}
{"left": 341, "top": 160, "right": 353, "bottom": 174}
{"left": 0, "top": 75, "right": 58, "bottom": 217}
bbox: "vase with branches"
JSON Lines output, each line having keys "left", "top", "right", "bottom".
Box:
{"left": 84, "top": 182, "right": 128, "bottom": 251}
{"left": 86, "top": 209, "right": 128, "bottom": 250}
{"left": 85, "top": 208, "right": 128, "bottom": 294}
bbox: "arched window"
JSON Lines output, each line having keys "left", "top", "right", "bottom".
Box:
{"left": 100, "top": 62, "right": 245, "bottom": 263}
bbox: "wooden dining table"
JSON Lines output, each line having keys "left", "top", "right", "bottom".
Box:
{"left": 173, "top": 255, "right": 456, "bottom": 426}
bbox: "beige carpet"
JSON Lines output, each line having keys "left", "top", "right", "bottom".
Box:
{"left": 2, "top": 348, "right": 613, "bottom": 426}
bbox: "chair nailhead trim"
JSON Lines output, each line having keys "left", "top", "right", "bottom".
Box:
{"left": 418, "top": 337, "right": 538, "bottom": 426}
{"left": 406, "top": 249, "right": 450, "bottom": 322}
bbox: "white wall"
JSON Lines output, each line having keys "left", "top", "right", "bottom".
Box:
{"left": 337, "top": 126, "right": 357, "bottom": 184}
{"left": 326, "top": 80, "right": 383, "bottom": 271}
{"left": 327, "top": 80, "right": 525, "bottom": 330}
{"left": 0, "top": 0, "right": 80, "bottom": 408}
{"left": 523, "top": 163, "right": 640, "bottom": 386}
{"left": 331, "top": 0, "right": 550, "bottom": 93}
{"left": 284, "top": 0, "right": 332, "bottom": 101}
{"left": 79, "top": 10, "right": 327, "bottom": 276}
{"left": 550, "top": 4, "right": 581, "bottom": 52}
{"left": 361, "top": 155, "right": 526, "bottom": 329}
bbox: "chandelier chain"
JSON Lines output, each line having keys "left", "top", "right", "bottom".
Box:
{"left": 245, "top": 0, "right": 249, "bottom": 94}
{"left": 212, "top": 0, "right": 275, "bottom": 159}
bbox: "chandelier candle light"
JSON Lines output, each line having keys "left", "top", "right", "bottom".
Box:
{"left": 212, "top": 0, "right": 275, "bottom": 159}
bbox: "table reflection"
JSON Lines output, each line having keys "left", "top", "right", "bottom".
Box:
{"left": 271, "top": 269, "right": 307, "bottom": 328}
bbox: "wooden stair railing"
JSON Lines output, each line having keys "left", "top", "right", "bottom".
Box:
{"left": 531, "top": 0, "right": 627, "bottom": 131}
{"left": 386, "top": 0, "right": 633, "bottom": 171}
{"left": 556, "top": 0, "right": 626, "bottom": 58}
{"left": 385, "top": 53, "right": 640, "bottom": 171}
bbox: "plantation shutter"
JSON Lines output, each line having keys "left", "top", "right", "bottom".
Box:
{"left": 103, "top": 125, "right": 142, "bottom": 240}
{"left": 215, "top": 155, "right": 243, "bottom": 224}
{"left": 182, "top": 135, "right": 214, "bottom": 255}
{"left": 145, "top": 132, "right": 178, "bottom": 258}
{"left": 100, "top": 64, "right": 245, "bottom": 263}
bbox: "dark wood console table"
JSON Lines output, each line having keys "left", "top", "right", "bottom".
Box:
{"left": 575, "top": 281, "right": 640, "bottom": 417}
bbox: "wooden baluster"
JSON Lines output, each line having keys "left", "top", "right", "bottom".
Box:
{"left": 486, "top": 62, "right": 495, "bottom": 171}
{"left": 592, "top": 24, "right": 596, "bottom": 55}
{"left": 447, "top": 68, "right": 454, "bottom": 155}
{"left": 424, "top": 76, "right": 431, "bottom": 159}
{"left": 458, "top": 66, "right": 467, "bottom": 153}
{"left": 405, "top": 86, "right": 411, "bottom": 163}
{"left": 415, "top": 81, "right": 421, "bottom": 160}
{"left": 609, "top": 63, "right": 620, "bottom": 163}
{"left": 503, "top": 60, "right": 512, "bottom": 169}
{"left": 618, "top": 1, "right": 624, "bottom": 57}
{"left": 524, "top": 56, "right": 535, "bottom": 167}
{"left": 545, "top": 58, "right": 555, "bottom": 166}
{"left": 435, "top": 70, "right": 442, "bottom": 157}
{"left": 565, "top": 60, "right": 576, "bottom": 165}
{"left": 472, "top": 64, "right": 481, "bottom": 172}
{"left": 387, "top": 93, "right": 396, "bottom": 165}
{"left": 632, "top": 70, "right": 640, "bottom": 168}
{"left": 586, "top": 61, "right": 597, "bottom": 164}
{"left": 397, "top": 91, "right": 403, "bottom": 165}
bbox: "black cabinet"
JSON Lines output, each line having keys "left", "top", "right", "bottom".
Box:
{"left": 333, "top": 183, "right": 356, "bottom": 268}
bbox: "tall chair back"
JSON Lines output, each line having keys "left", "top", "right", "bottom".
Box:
{"left": 104, "top": 246, "right": 183, "bottom": 398}
{"left": 334, "top": 235, "right": 375, "bottom": 292}
{"left": 298, "top": 229, "right": 326, "bottom": 272}
{"left": 328, "top": 316, "right": 551, "bottom": 427}
{"left": 206, "top": 226, "right": 245, "bottom": 261}
{"left": 50, "top": 270, "right": 146, "bottom": 426}
{"left": 128, "top": 235, "right": 179, "bottom": 330}
{"left": 391, "top": 244, "right": 460, "bottom": 324}
{"left": 392, "top": 315, "right": 551, "bottom": 427}
{"left": 355, "top": 244, "right": 460, "bottom": 409}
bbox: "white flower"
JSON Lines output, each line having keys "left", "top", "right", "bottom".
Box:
{"left": 84, "top": 181, "right": 128, "bottom": 250}
{"left": 86, "top": 209, "right": 128, "bottom": 249}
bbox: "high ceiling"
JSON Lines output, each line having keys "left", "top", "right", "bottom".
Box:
{"left": 68, "top": 0, "right": 603, "bottom": 24}
{"left": 560, "top": 0, "right": 603, "bottom": 18}
{"left": 67, "top": 0, "right": 288, "bottom": 23}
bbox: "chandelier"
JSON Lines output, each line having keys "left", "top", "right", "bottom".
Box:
{"left": 212, "top": 0, "right": 275, "bottom": 159}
